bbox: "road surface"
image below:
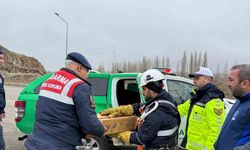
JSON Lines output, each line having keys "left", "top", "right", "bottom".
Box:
{"left": 3, "top": 85, "right": 25, "bottom": 150}
{"left": 2, "top": 85, "right": 136, "bottom": 150}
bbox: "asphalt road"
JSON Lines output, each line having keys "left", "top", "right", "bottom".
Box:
{"left": 2, "top": 85, "right": 136, "bottom": 150}
{"left": 3, "top": 85, "right": 25, "bottom": 150}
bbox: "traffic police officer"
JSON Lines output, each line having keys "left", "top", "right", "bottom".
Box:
{"left": 178, "top": 67, "right": 225, "bottom": 150}
{"left": 25, "top": 52, "right": 105, "bottom": 150}
{"left": 101, "top": 69, "right": 180, "bottom": 150}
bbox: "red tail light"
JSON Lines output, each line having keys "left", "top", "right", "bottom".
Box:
{"left": 15, "top": 101, "right": 26, "bottom": 122}
{"left": 165, "top": 68, "right": 172, "bottom": 74}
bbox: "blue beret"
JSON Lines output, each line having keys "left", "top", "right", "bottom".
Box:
{"left": 66, "top": 52, "right": 92, "bottom": 70}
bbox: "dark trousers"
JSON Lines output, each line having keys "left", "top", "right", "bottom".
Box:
{"left": 0, "top": 124, "right": 5, "bottom": 150}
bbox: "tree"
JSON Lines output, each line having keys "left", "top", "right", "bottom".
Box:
{"left": 202, "top": 51, "right": 208, "bottom": 67}
{"left": 224, "top": 61, "right": 229, "bottom": 76}
{"left": 194, "top": 51, "right": 198, "bottom": 70}
{"left": 122, "top": 61, "right": 128, "bottom": 72}
{"left": 97, "top": 64, "right": 105, "bottom": 72}
{"left": 161, "top": 56, "right": 166, "bottom": 68}
{"left": 176, "top": 61, "right": 180, "bottom": 75}
{"left": 140, "top": 56, "right": 151, "bottom": 72}
{"left": 181, "top": 51, "right": 187, "bottom": 76}
{"left": 111, "top": 62, "right": 117, "bottom": 73}
{"left": 189, "top": 53, "right": 194, "bottom": 73}
{"left": 216, "top": 63, "right": 221, "bottom": 75}
{"left": 166, "top": 57, "right": 170, "bottom": 68}
{"left": 198, "top": 51, "right": 202, "bottom": 66}
{"left": 154, "top": 55, "right": 160, "bottom": 68}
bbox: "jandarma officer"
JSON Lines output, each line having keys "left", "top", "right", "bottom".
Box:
{"left": 25, "top": 52, "right": 105, "bottom": 150}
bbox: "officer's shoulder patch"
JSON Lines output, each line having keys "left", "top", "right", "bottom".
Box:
{"left": 214, "top": 108, "right": 223, "bottom": 116}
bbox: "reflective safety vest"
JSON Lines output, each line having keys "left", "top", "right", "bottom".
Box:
{"left": 178, "top": 98, "right": 225, "bottom": 150}
{"left": 136, "top": 100, "right": 179, "bottom": 150}
{"left": 139, "top": 100, "right": 179, "bottom": 135}
{"left": 40, "top": 70, "right": 84, "bottom": 105}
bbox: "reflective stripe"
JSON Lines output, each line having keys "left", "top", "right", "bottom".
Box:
{"left": 139, "top": 102, "right": 159, "bottom": 121}
{"left": 157, "top": 126, "right": 178, "bottom": 136}
{"left": 40, "top": 77, "right": 82, "bottom": 105}
{"left": 196, "top": 102, "right": 205, "bottom": 107}
{"left": 136, "top": 133, "right": 144, "bottom": 145}
{"left": 61, "top": 78, "right": 81, "bottom": 95}
{"left": 40, "top": 90, "right": 74, "bottom": 105}
{"left": 140, "top": 100, "right": 176, "bottom": 121}
{"left": 156, "top": 100, "right": 178, "bottom": 136}
{"left": 157, "top": 100, "right": 176, "bottom": 108}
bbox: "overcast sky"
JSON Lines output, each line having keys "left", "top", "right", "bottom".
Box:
{"left": 1, "top": 0, "right": 250, "bottom": 71}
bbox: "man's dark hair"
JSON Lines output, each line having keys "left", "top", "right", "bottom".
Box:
{"left": 145, "top": 80, "right": 164, "bottom": 93}
{"left": 231, "top": 64, "right": 250, "bottom": 82}
{"left": 0, "top": 47, "right": 3, "bottom": 54}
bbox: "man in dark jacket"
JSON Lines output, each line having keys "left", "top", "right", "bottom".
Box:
{"left": 0, "top": 47, "right": 6, "bottom": 150}
{"left": 25, "top": 52, "right": 105, "bottom": 150}
{"left": 101, "top": 69, "right": 180, "bottom": 150}
{"left": 214, "top": 64, "right": 250, "bottom": 150}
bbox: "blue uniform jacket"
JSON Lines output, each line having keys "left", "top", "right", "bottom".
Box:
{"left": 0, "top": 74, "right": 5, "bottom": 115}
{"left": 130, "top": 90, "right": 180, "bottom": 149}
{"left": 25, "top": 68, "right": 104, "bottom": 150}
{"left": 214, "top": 93, "right": 250, "bottom": 150}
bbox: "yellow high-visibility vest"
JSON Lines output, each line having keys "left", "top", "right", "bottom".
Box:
{"left": 178, "top": 98, "right": 225, "bottom": 150}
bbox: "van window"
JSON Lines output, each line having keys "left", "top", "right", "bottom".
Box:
{"left": 88, "top": 78, "right": 108, "bottom": 96}
{"left": 167, "top": 80, "right": 193, "bottom": 105}
{"left": 34, "top": 83, "right": 42, "bottom": 94}
{"left": 116, "top": 79, "right": 141, "bottom": 105}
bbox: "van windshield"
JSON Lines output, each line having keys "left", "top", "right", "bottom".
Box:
{"left": 88, "top": 78, "right": 108, "bottom": 96}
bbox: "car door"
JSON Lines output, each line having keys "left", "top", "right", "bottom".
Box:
{"left": 165, "top": 78, "right": 194, "bottom": 144}
{"left": 166, "top": 79, "right": 193, "bottom": 105}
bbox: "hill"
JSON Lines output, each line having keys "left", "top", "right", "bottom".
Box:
{"left": 0, "top": 45, "right": 46, "bottom": 84}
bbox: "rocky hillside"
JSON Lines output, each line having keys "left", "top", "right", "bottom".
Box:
{"left": 0, "top": 45, "right": 46, "bottom": 84}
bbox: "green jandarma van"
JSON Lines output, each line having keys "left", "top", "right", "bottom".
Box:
{"left": 15, "top": 71, "right": 194, "bottom": 149}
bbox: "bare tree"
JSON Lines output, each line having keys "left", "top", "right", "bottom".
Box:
{"left": 198, "top": 51, "right": 202, "bottom": 66}
{"left": 224, "top": 61, "right": 229, "bottom": 76}
{"left": 127, "top": 61, "right": 132, "bottom": 72}
{"left": 97, "top": 64, "right": 105, "bottom": 72}
{"left": 111, "top": 62, "right": 117, "bottom": 73}
{"left": 122, "top": 61, "right": 128, "bottom": 72}
{"left": 154, "top": 55, "right": 160, "bottom": 68}
{"left": 202, "top": 51, "right": 208, "bottom": 67}
{"left": 140, "top": 56, "right": 151, "bottom": 72}
{"left": 176, "top": 61, "right": 180, "bottom": 75}
{"left": 189, "top": 53, "right": 194, "bottom": 73}
{"left": 216, "top": 63, "right": 221, "bottom": 75}
{"left": 161, "top": 56, "right": 166, "bottom": 68}
{"left": 181, "top": 51, "right": 187, "bottom": 76}
{"left": 194, "top": 51, "right": 198, "bottom": 70}
{"left": 166, "top": 57, "right": 170, "bottom": 68}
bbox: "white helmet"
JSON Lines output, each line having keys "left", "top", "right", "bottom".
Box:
{"left": 140, "top": 69, "right": 165, "bottom": 87}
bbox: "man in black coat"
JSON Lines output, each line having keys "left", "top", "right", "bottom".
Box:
{"left": 0, "top": 47, "right": 6, "bottom": 150}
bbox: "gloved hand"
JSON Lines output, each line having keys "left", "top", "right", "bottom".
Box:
{"left": 109, "top": 131, "right": 132, "bottom": 143}
{"left": 100, "top": 105, "right": 134, "bottom": 118}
